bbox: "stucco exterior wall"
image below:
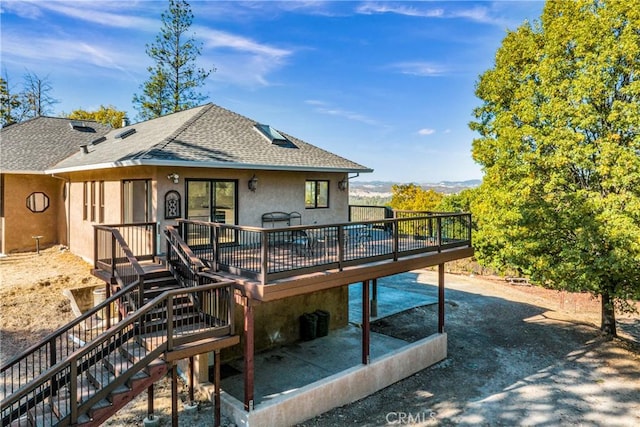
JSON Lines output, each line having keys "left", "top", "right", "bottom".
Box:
{"left": 63, "top": 166, "right": 350, "bottom": 262}
{"left": 222, "top": 286, "right": 349, "bottom": 362}
{"left": 1, "top": 173, "right": 63, "bottom": 253}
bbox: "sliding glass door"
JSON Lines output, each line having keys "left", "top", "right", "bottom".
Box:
{"left": 186, "top": 180, "right": 237, "bottom": 244}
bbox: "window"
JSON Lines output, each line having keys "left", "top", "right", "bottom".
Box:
{"left": 26, "top": 192, "right": 49, "bottom": 213}
{"left": 123, "top": 180, "right": 152, "bottom": 223}
{"left": 83, "top": 182, "right": 89, "bottom": 220}
{"left": 305, "top": 180, "right": 329, "bottom": 209}
{"left": 90, "top": 181, "right": 96, "bottom": 221}
{"left": 98, "top": 181, "right": 105, "bottom": 223}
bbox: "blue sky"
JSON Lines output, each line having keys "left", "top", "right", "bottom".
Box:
{"left": 1, "top": 1, "right": 544, "bottom": 183}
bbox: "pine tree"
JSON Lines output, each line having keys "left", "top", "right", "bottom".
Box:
{"left": 133, "top": 0, "right": 213, "bottom": 120}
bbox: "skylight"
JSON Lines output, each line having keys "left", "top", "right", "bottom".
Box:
{"left": 69, "top": 121, "right": 95, "bottom": 132}
{"left": 255, "top": 123, "right": 295, "bottom": 147}
{"left": 115, "top": 128, "right": 136, "bottom": 139}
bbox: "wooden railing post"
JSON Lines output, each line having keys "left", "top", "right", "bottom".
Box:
{"left": 392, "top": 219, "right": 399, "bottom": 261}
{"left": 260, "top": 231, "right": 268, "bottom": 284}
{"left": 337, "top": 225, "right": 345, "bottom": 271}
{"left": 152, "top": 222, "right": 158, "bottom": 259}
{"left": 166, "top": 296, "right": 174, "bottom": 352}
{"left": 436, "top": 216, "right": 442, "bottom": 252}
{"left": 94, "top": 227, "right": 99, "bottom": 270}
{"left": 49, "top": 338, "right": 57, "bottom": 396}
{"left": 69, "top": 361, "right": 78, "bottom": 424}
{"left": 110, "top": 234, "right": 116, "bottom": 278}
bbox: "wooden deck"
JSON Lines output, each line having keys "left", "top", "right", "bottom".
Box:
{"left": 191, "top": 229, "right": 473, "bottom": 301}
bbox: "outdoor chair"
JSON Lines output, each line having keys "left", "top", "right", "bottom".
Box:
{"left": 291, "top": 230, "right": 316, "bottom": 256}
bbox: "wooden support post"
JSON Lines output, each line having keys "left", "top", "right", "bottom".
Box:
{"left": 362, "top": 279, "right": 370, "bottom": 365}
{"left": 244, "top": 299, "right": 255, "bottom": 411}
{"left": 438, "top": 263, "right": 445, "bottom": 333}
{"left": 370, "top": 278, "right": 378, "bottom": 318}
{"left": 147, "top": 384, "right": 154, "bottom": 420}
{"left": 214, "top": 350, "right": 221, "bottom": 427}
{"left": 171, "top": 364, "right": 178, "bottom": 427}
{"left": 188, "top": 356, "right": 195, "bottom": 405}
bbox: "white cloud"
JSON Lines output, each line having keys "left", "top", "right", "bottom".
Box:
{"left": 356, "top": 3, "right": 444, "bottom": 18}
{"left": 418, "top": 128, "right": 436, "bottom": 136}
{"left": 8, "top": 1, "right": 159, "bottom": 30}
{"left": 388, "top": 62, "right": 448, "bottom": 77}
{"left": 355, "top": 1, "right": 514, "bottom": 27}
{"left": 306, "top": 100, "right": 380, "bottom": 126}
{"left": 1, "top": 33, "right": 139, "bottom": 75}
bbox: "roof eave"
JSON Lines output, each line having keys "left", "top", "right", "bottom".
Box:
{"left": 46, "top": 159, "right": 373, "bottom": 175}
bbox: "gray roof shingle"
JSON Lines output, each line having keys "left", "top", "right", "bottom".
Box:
{"left": 48, "top": 103, "right": 372, "bottom": 174}
{"left": 1, "top": 117, "right": 111, "bottom": 173}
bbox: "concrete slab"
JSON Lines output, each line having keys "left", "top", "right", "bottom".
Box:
{"left": 214, "top": 270, "right": 442, "bottom": 425}
{"left": 349, "top": 271, "right": 437, "bottom": 323}
{"left": 220, "top": 326, "right": 409, "bottom": 404}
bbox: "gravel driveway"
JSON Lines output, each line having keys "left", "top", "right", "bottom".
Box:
{"left": 299, "top": 272, "right": 640, "bottom": 426}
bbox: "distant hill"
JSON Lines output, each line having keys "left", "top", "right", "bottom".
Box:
{"left": 350, "top": 180, "right": 481, "bottom": 198}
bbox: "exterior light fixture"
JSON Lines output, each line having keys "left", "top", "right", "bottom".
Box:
{"left": 167, "top": 173, "right": 179, "bottom": 184}
{"left": 248, "top": 174, "right": 258, "bottom": 192}
{"left": 338, "top": 176, "right": 348, "bottom": 191}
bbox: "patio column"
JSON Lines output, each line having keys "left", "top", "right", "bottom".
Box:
{"left": 362, "top": 279, "right": 370, "bottom": 365}
{"left": 370, "top": 278, "right": 378, "bottom": 318}
{"left": 438, "top": 264, "right": 445, "bottom": 333}
{"left": 243, "top": 298, "right": 255, "bottom": 411}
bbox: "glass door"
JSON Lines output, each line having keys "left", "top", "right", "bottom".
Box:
{"left": 186, "top": 180, "right": 237, "bottom": 245}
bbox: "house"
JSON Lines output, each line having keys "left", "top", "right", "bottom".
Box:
{"left": 0, "top": 104, "right": 473, "bottom": 426}
{"left": 0, "top": 103, "right": 370, "bottom": 260}
{"left": 0, "top": 117, "right": 111, "bottom": 254}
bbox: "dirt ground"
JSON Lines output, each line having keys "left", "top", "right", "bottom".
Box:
{"left": 1, "top": 247, "right": 639, "bottom": 426}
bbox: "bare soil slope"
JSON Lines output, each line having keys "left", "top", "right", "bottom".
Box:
{"left": 1, "top": 248, "right": 638, "bottom": 426}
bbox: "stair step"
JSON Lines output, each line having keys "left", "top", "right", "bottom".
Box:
{"left": 144, "top": 301, "right": 196, "bottom": 320}
{"left": 141, "top": 313, "right": 202, "bottom": 334}
{"left": 104, "top": 353, "right": 150, "bottom": 385}
{"left": 28, "top": 404, "right": 59, "bottom": 427}
{"left": 86, "top": 364, "right": 130, "bottom": 395}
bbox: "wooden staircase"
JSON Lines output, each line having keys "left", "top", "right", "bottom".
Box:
{"left": 2, "top": 224, "right": 238, "bottom": 427}
{"left": 2, "top": 266, "right": 239, "bottom": 427}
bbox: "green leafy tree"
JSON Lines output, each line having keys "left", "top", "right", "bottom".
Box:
{"left": 67, "top": 105, "right": 127, "bottom": 128}
{"left": 470, "top": 0, "right": 640, "bottom": 336}
{"left": 389, "top": 184, "right": 443, "bottom": 212}
{"left": 0, "top": 72, "right": 22, "bottom": 127}
{"left": 133, "top": 0, "right": 213, "bottom": 120}
{"left": 437, "top": 188, "right": 477, "bottom": 213}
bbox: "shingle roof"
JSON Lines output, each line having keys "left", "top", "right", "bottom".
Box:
{"left": 47, "top": 103, "right": 372, "bottom": 174}
{"left": 0, "top": 117, "right": 111, "bottom": 173}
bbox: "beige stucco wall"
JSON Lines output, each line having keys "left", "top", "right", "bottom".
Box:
{"left": 221, "top": 286, "right": 350, "bottom": 362}
{"left": 62, "top": 166, "right": 351, "bottom": 262}
{"left": 1, "top": 173, "right": 65, "bottom": 253}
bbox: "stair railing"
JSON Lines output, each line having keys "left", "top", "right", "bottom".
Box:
{"left": 0, "top": 279, "right": 235, "bottom": 426}
{"left": 163, "top": 225, "right": 207, "bottom": 288}
{"left": 1, "top": 227, "right": 145, "bottom": 413}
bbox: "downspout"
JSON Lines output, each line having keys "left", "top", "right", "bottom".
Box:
{"left": 50, "top": 174, "right": 71, "bottom": 249}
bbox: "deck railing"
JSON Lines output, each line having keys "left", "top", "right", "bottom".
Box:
{"left": 177, "top": 212, "right": 471, "bottom": 284}
{"left": 349, "top": 205, "right": 394, "bottom": 222}
{"left": 0, "top": 227, "right": 147, "bottom": 415}
{"left": 0, "top": 280, "right": 235, "bottom": 426}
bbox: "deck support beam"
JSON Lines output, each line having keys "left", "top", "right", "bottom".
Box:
{"left": 370, "top": 278, "right": 378, "bottom": 317}
{"left": 188, "top": 356, "right": 195, "bottom": 404}
{"left": 171, "top": 364, "right": 178, "bottom": 427}
{"left": 214, "top": 350, "right": 221, "bottom": 427}
{"left": 362, "top": 279, "right": 370, "bottom": 365}
{"left": 147, "top": 384, "right": 154, "bottom": 421}
{"left": 244, "top": 299, "right": 255, "bottom": 411}
{"left": 438, "top": 263, "right": 445, "bottom": 333}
